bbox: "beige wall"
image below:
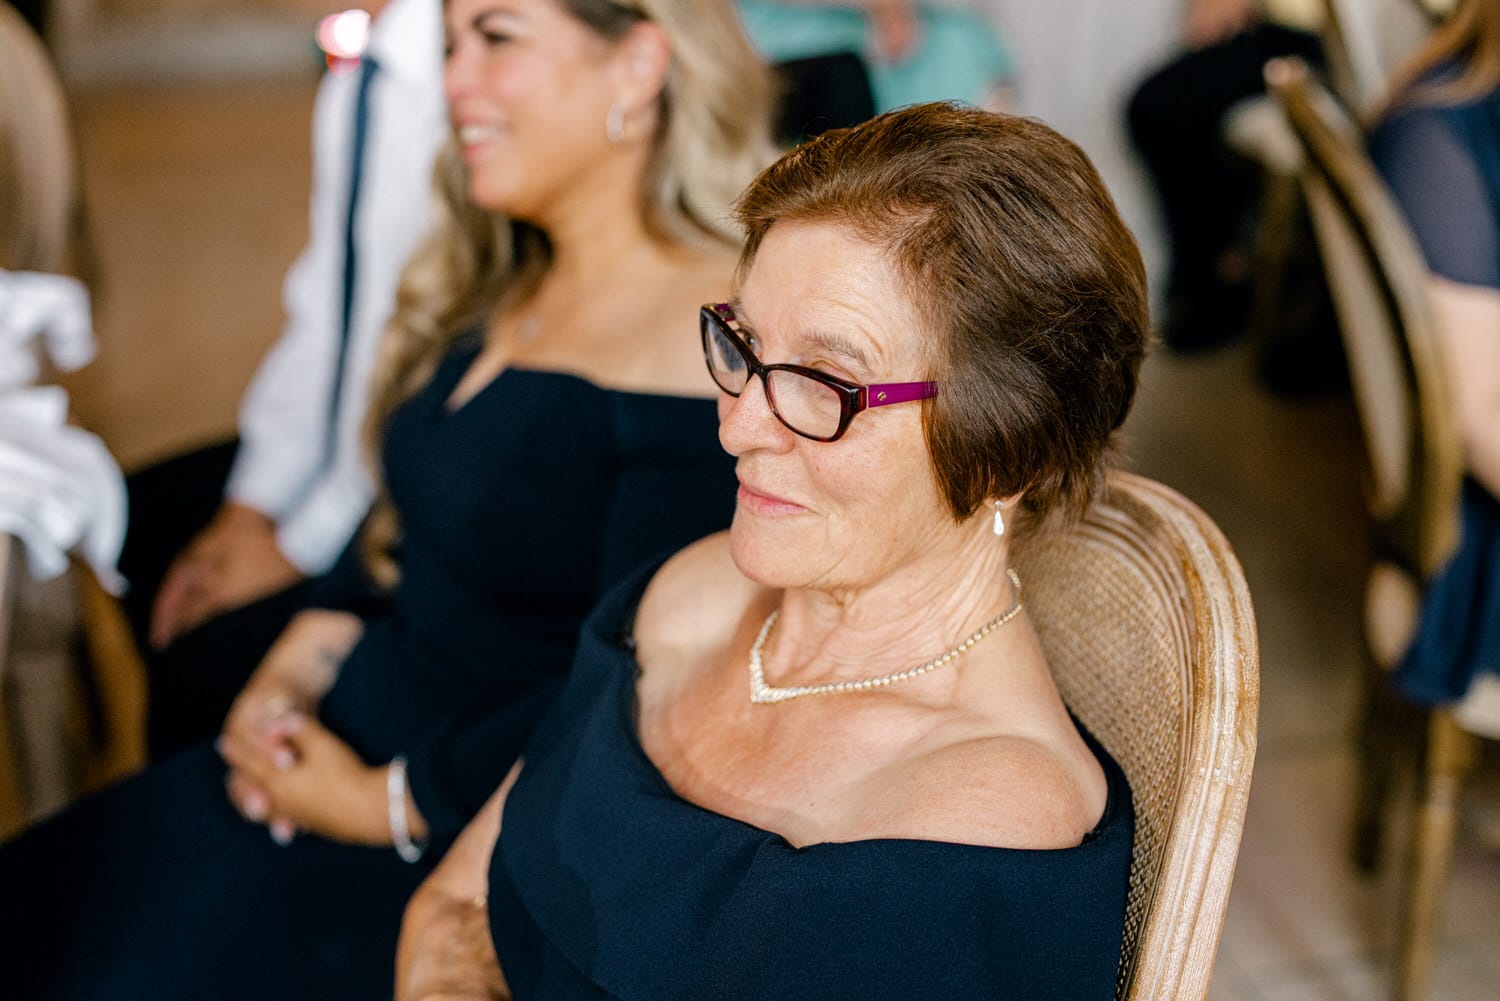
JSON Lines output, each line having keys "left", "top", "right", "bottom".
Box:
{"left": 91, "top": 1, "right": 317, "bottom": 21}
{"left": 52, "top": 0, "right": 331, "bottom": 82}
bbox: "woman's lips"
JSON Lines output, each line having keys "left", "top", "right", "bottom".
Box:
{"left": 736, "top": 481, "right": 806, "bottom": 515}
{"left": 455, "top": 122, "right": 503, "bottom": 159}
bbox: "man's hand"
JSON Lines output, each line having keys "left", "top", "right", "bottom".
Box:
{"left": 150, "top": 502, "right": 304, "bottom": 648}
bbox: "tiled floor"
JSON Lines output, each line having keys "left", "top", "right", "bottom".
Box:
{"left": 46, "top": 74, "right": 1500, "bottom": 999}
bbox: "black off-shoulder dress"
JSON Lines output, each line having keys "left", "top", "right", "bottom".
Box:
{"left": 490, "top": 562, "right": 1136, "bottom": 1001}
{"left": 0, "top": 338, "right": 736, "bottom": 1000}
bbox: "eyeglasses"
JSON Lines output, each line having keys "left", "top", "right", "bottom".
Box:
{"left": 700, "top": 303, "right": 939, "bottom": 442}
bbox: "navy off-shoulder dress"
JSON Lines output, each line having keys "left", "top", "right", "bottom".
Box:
{"left": 489, "top": 562, "right": 1136, "bottom": 1001}
{"left": 0, "top": 337, "right": 736, "bottom": 1000}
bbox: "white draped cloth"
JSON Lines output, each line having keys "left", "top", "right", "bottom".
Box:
{"left": 0, "top": 269, "right": 126, "bottom": 593}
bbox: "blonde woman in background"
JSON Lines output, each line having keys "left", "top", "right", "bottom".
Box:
{"left": 0, "top": 0, "right": 774, "bottom": 996}
{"left": 1368, "top": 0, "right": 1500, "bottom": 710}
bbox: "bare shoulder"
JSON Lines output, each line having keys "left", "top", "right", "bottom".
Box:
{"left": 635, "top": 532, "right": 761, "bottom": 673}
{"left": 858, "top": 733, "right": 1110, "bottom": 851}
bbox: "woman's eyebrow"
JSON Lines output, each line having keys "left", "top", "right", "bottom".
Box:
{"left": 801, "top": 328, "right": 872, "bottom": 369}
{"left": 729, "top": 298, "right": 873, "bottom": 368}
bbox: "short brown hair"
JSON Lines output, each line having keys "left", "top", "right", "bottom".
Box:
{"left": 734, "top": 102, "right": 1149, "bottom": 526}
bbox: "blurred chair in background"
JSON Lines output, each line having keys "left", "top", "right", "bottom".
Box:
{"left": 1269, "top": 29, "right": 1499, "bottom": 996}
{"left": 3, "top": 0, "right": 48, "bottom": 39}
{"left": 0, "top": 534, "right": 19, "bottom": 833}
{"left": 0, "top": 0, "right": 86, "bottom": 277}
{"left": 1014, "top": 470, "right": 1259, "bottom": 1001}
{"left": 0, "top": 0, "right": 135, "bottom": 839}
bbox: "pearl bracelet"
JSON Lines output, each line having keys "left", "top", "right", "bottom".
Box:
{"left": 386, "top": 755, "right": 425, "bottom": 864}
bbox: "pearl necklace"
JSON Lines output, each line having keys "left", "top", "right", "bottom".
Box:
{"left": 748, "top": 569, "right": 1024, "bottom": 704}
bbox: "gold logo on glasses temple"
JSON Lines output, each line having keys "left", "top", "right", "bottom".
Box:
{"left": 877, "top": 391, "right": 888, "bottom": 402}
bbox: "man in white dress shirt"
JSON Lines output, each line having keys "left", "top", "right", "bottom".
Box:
{"left": 120, "top": 0, "right": 446, "bottom": 757}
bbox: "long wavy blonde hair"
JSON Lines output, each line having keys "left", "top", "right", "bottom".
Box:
{"left": 1381, "top": 0, "right": 1500, "bottom": 114}
{"left": 0, "top": 4, "right": 93, "bottom": 279}
{"left": 361, "top": 0, "right": 776, "bottom": 584}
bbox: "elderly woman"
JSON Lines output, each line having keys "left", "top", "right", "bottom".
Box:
{"left": 0, "top": 0, "right": 773, "bottom": 996}
{"left": 398, "top": 102, "right": 1147, "bottom": 1001}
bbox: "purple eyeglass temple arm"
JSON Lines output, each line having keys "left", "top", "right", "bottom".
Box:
{"left": 865, "top": 381, "right": 939, "bottom": 407}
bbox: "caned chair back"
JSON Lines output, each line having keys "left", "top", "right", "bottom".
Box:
{"left": 1266, "top": 57, "right": 1462, "bottom": 579}
{"left": 1012, "top": 470, "right": 1259, "bottom": 1001}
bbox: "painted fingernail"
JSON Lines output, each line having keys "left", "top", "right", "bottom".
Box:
{"left": 274, "top": 749, "right": 295, "bottom": 771}
{"left": 244, "top": 792, "right": 268, "bottom": 821}
{"left": 270, "top": 821, "right": 295, "bottom": 846}
{"left": 214, "top": 736, "right": 226, "bottom": 758}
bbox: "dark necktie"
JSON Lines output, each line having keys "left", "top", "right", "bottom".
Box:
{"left": 323, "top": 53, "right": 380, "bottom": 470}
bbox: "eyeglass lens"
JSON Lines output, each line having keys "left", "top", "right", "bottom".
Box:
{"left": 702, "top": 309, "right": 846, "bottom": 440}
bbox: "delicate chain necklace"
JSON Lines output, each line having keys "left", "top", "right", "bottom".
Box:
{"left": 748, "top": 569, "right": 1024, "bottom": 704}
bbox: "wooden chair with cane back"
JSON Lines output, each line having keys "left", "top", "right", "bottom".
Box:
{"left": 0, "top": 2, "right": 145, "bottom": 835}
{"left": 1228, "top": 0, "right": 1434, "bottom": 366}
{"left": 0, "top": 534, "right": 25, "bottom": 839}
{"left": 1267, "top": 55, "right": 1499, "bottom": 1001}
{"left": 1011, "top": 469, "right": 1259, "bottom": 1001}
{"left": 0, "top": 534, "right": 145, "bottom": 843}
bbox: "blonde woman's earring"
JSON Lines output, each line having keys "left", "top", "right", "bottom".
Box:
{"left": 993, "top": 501, "right": 1005, "bottom": 537}
{"left": 606, "top": 103, "right": 627, "bottom": 145}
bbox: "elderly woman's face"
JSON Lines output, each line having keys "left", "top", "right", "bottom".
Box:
{"left": 720, "top": 221, "right": 956, "bottom": 592}
{"left": 444, "top": 0, "right": 625, "bottom": 217}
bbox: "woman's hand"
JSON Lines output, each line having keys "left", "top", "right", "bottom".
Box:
{"left": 225, "top": 609, "right": 363, "bottom": 721}
{"left": 219, "top": 710, "right": 408, "bottom": 846}
{"left": 219, "top": 677, "right": 310, "bottom": 841}
{"left": 150, "top": 502, "right": 304, "bottom": 648}
{"left": 397, "top": 770, "right": 518, "bottom": 1001}
{"left": 218, "top": 609, "right": 368, "bottom": 841}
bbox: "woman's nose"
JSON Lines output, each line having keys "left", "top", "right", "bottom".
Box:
{"left": 443, "top": 45, "right": 477, "bottom": 102}
{"left": 718, "top": 376, "right": 793, "bottom": 456}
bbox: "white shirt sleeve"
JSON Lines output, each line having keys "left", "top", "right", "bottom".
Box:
{"left": 224, "top": 71, "right": 350, "bottom": 534}
{"left": 225, "top": 0, "right": 447, "bottom": 574}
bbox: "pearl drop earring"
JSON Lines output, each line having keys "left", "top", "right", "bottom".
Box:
{"left": 992, "top": 501, "right": 1005, "bottom": 537}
